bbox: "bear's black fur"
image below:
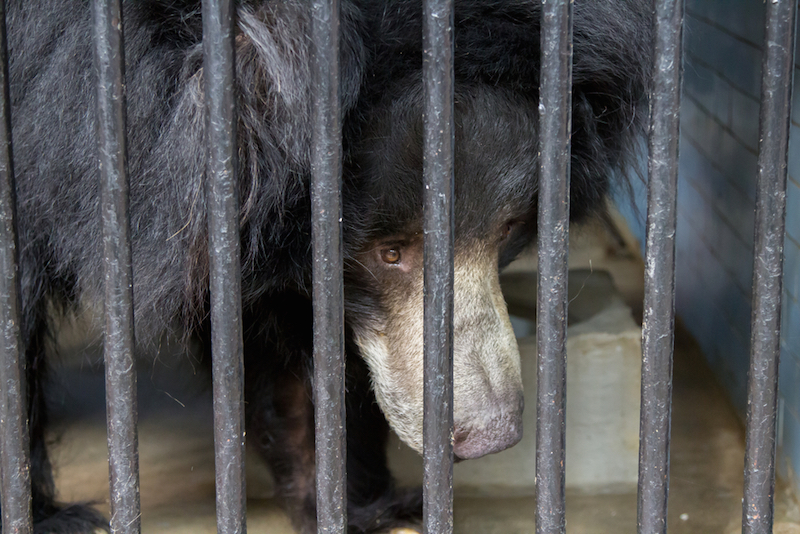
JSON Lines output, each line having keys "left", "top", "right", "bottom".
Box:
{"left": 5, "top": 0, "right": 652, "bottom": 532}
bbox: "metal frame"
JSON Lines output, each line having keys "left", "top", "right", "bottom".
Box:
{"left": 0, "top": 1, "right": 795, "bottom": 533}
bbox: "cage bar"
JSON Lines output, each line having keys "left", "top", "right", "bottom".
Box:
{"left": 742, "top": 1, "right": 797, "bottom": 532}
{"left": 421, "top": 0, "right": 455, "bottom": 533}
{"left": 0, "top": 0, "right": 33, "bottom": 531}
{"left": 310, "top": 1, "right": 347, "bottom": 533}
{"left": 92, "top": 0, "right": 141, "bottom": 532}
{"left": 201, "top": 1, "right": 246, "bottom": 532}
{"left": 636, "top": 1, "right": 684, "bottom": 533}
{"left": 535, "top": 1, "right": 572, "bottom": 533}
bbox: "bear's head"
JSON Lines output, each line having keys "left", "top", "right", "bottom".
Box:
{"left": 343, "top": 85, "right": 541, "bottom": 459}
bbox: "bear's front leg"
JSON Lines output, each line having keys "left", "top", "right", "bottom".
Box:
{"left": 242, "top": 295, "right": 317, "bottom": 532}
{"left": 243, "top": 294, "right": 421, "bottom": 533}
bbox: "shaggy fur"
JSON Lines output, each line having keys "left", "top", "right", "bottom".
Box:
{"left": 4, "top": 0, "right": 652, "bottom": 532}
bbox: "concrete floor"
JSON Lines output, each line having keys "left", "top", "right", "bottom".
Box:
{"left": 45, "top": 216, "right": 800, "bottom": 533}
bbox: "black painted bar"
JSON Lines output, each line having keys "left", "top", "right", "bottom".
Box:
{"left": 0, "top": 0, "right": 32, "bottom": 531}
{"left": 201, "top": 1, "right": 246, "bottom": 532}
{"left": 742, "top": 1, "right": 797, "bottom": 532}
{"left": 422, "top": 0, "right": 455, "bottom": 533}
{"left": 92, "top": 1, "right": 141, "bottom": 532}
{"left": 310, "top": 1, "right": 347, "bottom": 533}
{"left": 636, "top": 2, "right": 683, "bottom": 534}
{"left": 535, "top": 1, "right": 572, "bottom": 533}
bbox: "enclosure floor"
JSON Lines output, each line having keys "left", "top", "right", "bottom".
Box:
{"left": 47, "top": 217, "right": 800, "bottom": 533}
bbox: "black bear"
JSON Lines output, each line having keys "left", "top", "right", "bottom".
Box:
{"left": 5, "top": 0, "right": 652, "bottom": 532}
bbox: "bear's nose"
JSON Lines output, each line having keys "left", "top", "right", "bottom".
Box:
{"left": 453, "top": 392, "right": 523, "bottom": 460}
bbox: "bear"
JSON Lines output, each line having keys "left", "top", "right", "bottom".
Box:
{"left": 3, "top": 0, "right": 652, "bottom": 532}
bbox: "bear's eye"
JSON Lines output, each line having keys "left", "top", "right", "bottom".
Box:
{"left": 500, "top": 221, "right": 518, "bottom": 241}
{"left": 380, "top": 248, "right": 401, "bottom": 264}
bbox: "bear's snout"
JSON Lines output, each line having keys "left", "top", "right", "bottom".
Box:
{"left": 453, "top": 391, "right": 524, "bottom": 459}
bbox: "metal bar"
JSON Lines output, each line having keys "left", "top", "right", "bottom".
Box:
{"left": 0, "top": 0, "right": 33, "bottom": 531}
{"left": 535, "top": 1, "right": 572, "bottom": 532}
{"left": 422, "top": 0, "right": 454, "bottom": 533}
{"left": 636, "top": 1, "right": 683, "bottom": 533}
{"left": 310, "top": 1, "right": 347, "bottom": 533}
{"left": 92, "top": 0, "right": 141, "bottom": 532}
{"left": 201, "top": 1, "right": 246, "bottom": 532}
{"left": 742, "top": 1, "right": 797, "bottom": 532}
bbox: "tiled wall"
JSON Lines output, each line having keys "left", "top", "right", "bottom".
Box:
{"left": 617, "top": 0, "right": 800, "bottom": 491}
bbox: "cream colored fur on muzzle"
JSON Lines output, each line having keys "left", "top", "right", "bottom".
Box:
{"left": 352, "top": 253, "right": 523, "bottom": 459}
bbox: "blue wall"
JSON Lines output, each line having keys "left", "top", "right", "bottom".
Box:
{"left": 618, "top": 0, "right": 800, "bottom": 490}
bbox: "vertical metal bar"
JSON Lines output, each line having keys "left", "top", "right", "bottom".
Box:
{"left": 310, "top": 1, "right": 347, "bottom": 533}
{"left": 92, "top": 0, "right": 141, "bottom": 532}
{"left": 742, "top": 1, "right": 797, "bottom": 532}
{"left": 636, "top": 2, "right": 683, "bottom": 534}
{"left": 0, "top": 0, "right": 33, "bottom": 531}
{"left": 535, "top": 1, "right": 572, "bottom": 533}
{"left": 422, "top": 0, "right": 454, "bottom": 533}
{"left": 201, "top": 1, "right": 245, "bottom": 532}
